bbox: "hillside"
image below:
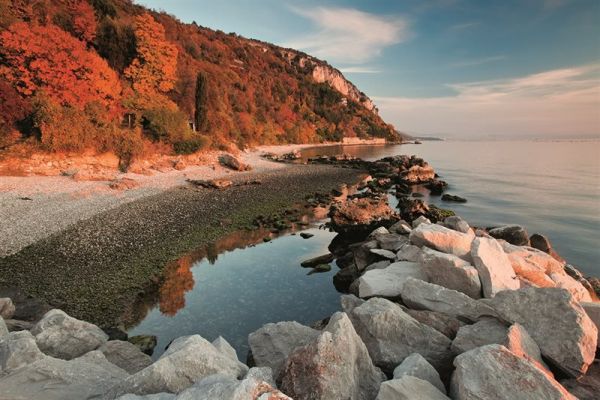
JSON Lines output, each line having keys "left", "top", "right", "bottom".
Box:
{"left": 0, "top": 0, "right": 403, "bottom": 170}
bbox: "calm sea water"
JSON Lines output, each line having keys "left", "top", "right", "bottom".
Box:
{"left": 129, "top": 139, "right": 600, "bottom": 359}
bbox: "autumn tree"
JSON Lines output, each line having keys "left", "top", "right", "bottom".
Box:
{"left": 0, "top": 22, "right": 122, "bottom": 110}
{"left": 71, "top": 1, "right": 97, "bottom": 43}
{"left": 95, "top": 17, "right": 136, "bottom": 72}
{"left": 125, "top": 13, "right": 178, "bottom": 109}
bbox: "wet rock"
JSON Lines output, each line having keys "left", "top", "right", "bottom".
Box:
{"left": 357, "top": 262, "right": 428, "bottom": 299}
{"left": 401, "top": 278, "right": 498, "bottom": 322}
{"left": 299, "top": 232, "right": 314, "bottom": 239}
{"left": 333, "top": 264, "right": 360, "bottom": 292}
{"left": 107, "top": 335, "right": 248, "bottom": 396}
{"left": 412, "top": 216, "right": 431, "bottom": 228}
{"left": 31, "top": 309, "right": 108, "bottom": 360}
{"left": 329, "top": 197, "right": 400, "bottom": 237}
{"left": 103, "top": 327, "right": 128, "bottom": 341}
{"left": 403, "top": 308, "right": 466, "bottom": 339}
{"left": 176, "top": 374, "right": 290, "bottom": 400}
{"left": 248, "top": 321, "right": 319, "bottom": 378}
{"left": 398, "top": 198, "right": 431, "bottom": 223}
{"left": 349, "top": 297, "right": 452, "bottom": 374}
{"left": 128, "top": 335, "right": 158, "bottom": 356}
{"left": 450, "top": 344, "right": 575, "bottom": 400}
{"left": 393, "top": 353, "right": 446, "bottom": 394}
{"left": 400, "top": 163, "right": 436, "bottom": 184}
{"left": 377, "top": 376, "right": 450, "bottom": 400}
{"left": 0, "top": 350, "right": 128, "bottom": 400}
{"left": 441, "top": 194, "right": 467, "bottom": 203}
{"left": 0, "top": 298, "right": 15, "bottom": 319}
{"left": 529, "top": 233, "right": 552, "bottom": 254}
{"left": 470, "top": 237, "right": 520, "bottom": 297}
{"left": 308, "top": 264, "right": 331, "bottom": 274}
{"left": 219, "top": 154, "right": 251, "bottom": 171}
{"left": 99, "top": 340, "right": 153, "bottom": 374}
{"left": 420, "top": 247, "right": 482, "bottom": 299}
{"left": 488, "top": 225, "right": 529, "bottom": 246}
{"left": 300, "top": 253, "right": 334, "bottom": 268}
{"left": 487, "top": 287, "right": 597, "bottom": 377}
{"left": 279, "top": 312, "right": 384, "bottom": 400}
{"left": 0, "top": 330, "right": 45, "bottom": 373}
{"left": 425, "top": 179, "right": 448, "bottom": 196}
{"left": 410, "top": 223, "right": 474, "bottom": 261}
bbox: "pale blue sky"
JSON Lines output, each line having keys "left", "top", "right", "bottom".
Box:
{"left": 137, "top": 0, "right": 600, "bottom": 137}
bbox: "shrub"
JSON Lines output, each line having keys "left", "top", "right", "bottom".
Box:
{"left": 142, "top": 107, "right": 192, "bottom": 143}
{"left": 173, "top": 135, "right": 211, "bottom": 155}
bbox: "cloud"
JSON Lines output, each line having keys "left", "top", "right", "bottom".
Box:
{"left": 448, "top": 21, "right": 481, "bottom": 31}
{"left": 284, "top": 6, "right": 410, "bottom": 64}
{"left": 373, "top": 64, "right": 600, "bottom": 137}
{"left": 339, "top": 66, "right": 381, "bottom": 74}
{"left": 449, "top": 55, "right": 506, "bottom": 68}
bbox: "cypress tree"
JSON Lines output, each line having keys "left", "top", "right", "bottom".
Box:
{"left": 194, "top": 72, "right": 208, "bottom": 132}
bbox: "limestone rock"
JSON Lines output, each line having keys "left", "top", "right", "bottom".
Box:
{"left": 106, "top": 335, "right": 248, "bottom": 396}
{"left": 451, "top": 318, "right": 509, "bottom": 355}
{"left": 212, "top": 336, "right": 238, "bottom": 361}
{"left": 219, "top": 153, "right": 250, "bottom": 171}
{"left": 488, "top": 225, "right": 529, "bottom": 246}
{"left": 393, "top": 353, "right": 446, "bottom": 394}
{"left": 412, "top": 216, "right": 431, "bottom": 228}
{"left": 329, "top": 197, "right": 400, "bottom": 236}
{"left": 246, "top": 366, "right": 276, "bottom": 387}
{"left": 0, "top": 317, "right": 7, "bottom": 339}
{"left": 248, "top": 321, "right": 319, "bottom": 378}
{"left": 401, "top": 278, "right": 497, "bottom": 322}
{"left": 443, "top": 216, "right": 470, "bottom": 234}
{"left": 99, "top": 340, "right": 153, "bottom": 374}
{"left": 0, "top": 330, "right": 45, "bottom": 373}
{"left": 280, "top": 312, "right": 384, "bottom": 400}
{"left": 582, "top": 302, "right": 600, "bottom": 349}
{"left": 370, "top": 248, "right": 397, "bottom": 260}
{"left": 505, "top": 323, "right": 549, "bottom": 372}
{"left": 365, "top": 260, "right": 391, "bottom": 271}
{"left": 340, "top": 294, "right": 365, "bottom": 315}
{"left": 420, "top": 247, "right": 481, "bottom": 299}
{"left": 470, "top": 237, "right": 519, "bottom": 297}
{"left": 404, "top": 308, "right": 466, "bottom": 339}
{"left": 549, "top": 272, "right": 593, "bottom": 303}
{"left": 176, "top": 374, "right": 290, "bottom": 400}
{"left": 487, "top": 287, "right": 597, "bottom": 377}
{"left": 389, "top": 220, "right": 412, "bottom": 235}
{"left": 0, "top": 350, "right": 128, "bottom": 400}
{"left": 349, "top": 297, "right": 452, "bottom": 374}
{"left": 31, "top": 309, "right": 108, "bottom": 360}
{"left": 450, "top": 344, "right": 575, "bottom": 400}
{"left": 377, "top": 376, "right": 450, "bottom": 400}
{"left": 357, "top": 262, "right": 428, "bottom": 299}
{"left": 410, "top": 224, "right": 474, "bottom": 261}
{"left": 396, "top": 243, "right": 423, "bottom": 262}
{"left": 0, "top": 298, "right": 15, "bottom": 319}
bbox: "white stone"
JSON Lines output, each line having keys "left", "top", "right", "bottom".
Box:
{"left": 0, "top": 330, "right": 45, "bottom": 373}
{"left": 396, "top": 243, "right": 423, "bottom": 262}
{"left": 357, "top": 262, "right": 428, "bottom": 298}
{"left": 211, "top": 336, "right": 238, "bottom": 361}
{"left": 370, "top": 248, "right": 397, "bottom": 260}
{"left": 410, "top": 224, "right": 474, "bottom": 261}
{"left": 470, "top": 237, "right": 519, "bottom": 297}
{"left": 377, "top": 376, "right": 450, "bottom": 400}
{"left": 393, "top": 353, "right": 446, "bottom": 394}
{"left": 412, "top": 216, "right": 432, "bottom": 228}
{"left": 176, "top": 374, "right": 290, "bottom": 400}
{"left": 420, "top": 247, "right": 482, "bottom": 299}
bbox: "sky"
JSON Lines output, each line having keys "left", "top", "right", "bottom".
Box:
{"left": 137, "top": 0, "right": 600, "bottom": 138}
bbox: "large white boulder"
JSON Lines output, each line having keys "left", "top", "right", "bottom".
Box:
{"left": 393, "top": 353, "right": 446, "bottom": 394}
{"left": 0, "top": 330, "right": 45, "bottom": 373}
{"left": 450, "top": 345, "right": 575, "bottom": 400}
{"left": 401, "top": 278, "right": 497, "bottom": 322}
{"left": 248, "top": 321, "right": 319, "bottom": 378}
{"left": 357, "top": 262, "right": 428, "bottom": 298}
{"left": 0, "top": 350, "right": 129, "bottom": 400}
{"left": 106, "top": 335, "right": 248, "bottom": 397}
{"left": 470, "top": 237, "right": 519, "bottom": 297}
{"left": 279, "top": 312, "right": 384, "bottom": 400}
{"left": 409, "top": 224, "right": 474, "bottom": 261}
{"left": 420, "top": 247, "right": 482, "bottom": 299}
{"left": 487, "top": 287, "right": 597, "bottom": 377}
{"left": 377, "top": 376, "right": 450, "bottom": 400}
{"left": 211, "top": 336, "right": 238, "bottom": 361}
{"left": 31, "top": 309, "right": 108, "bottom": 360}
{"left": 349, "top": 297, "right": 452, "bottom": 374}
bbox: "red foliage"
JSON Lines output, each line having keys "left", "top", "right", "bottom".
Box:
{"left": 0, "top": 22, "right": 121, "bottom": 110}
{"left": 70, "top": 1, "right": 97, "bottom": 43}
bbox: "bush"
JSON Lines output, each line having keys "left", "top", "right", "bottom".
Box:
{"left": 142, "top": 107, "right": 192, "bottom": 143}
{"left": 173, "top": 135, "right": 211, "bottom": 155}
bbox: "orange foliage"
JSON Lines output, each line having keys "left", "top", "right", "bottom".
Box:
{"left": 0, "top": 22, "right": 121, "bottom": 110}
{"left": 70, "top": 1, "right": 97, "bottom": 43}
{"left": 159, "top": 255, "right": 194, "bottom": 316}
{"left": 125, "top": 13, "right": 178, "bottom": 109}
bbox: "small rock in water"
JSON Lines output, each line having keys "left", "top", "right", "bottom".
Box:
{"left": 307, "top": 264, "right": 332, "bottom": 275}
{"left": 488, "top": 224, "right": 529, "bottom": 246}
{"left": 299, "top": 232, "right": 314, "bottom": 239}
{"left": 529, "top": 233, "right": 552, "bottom": 253}
{"left": 441, "top": 194, "right": 467, "bottom": 203}
{"left": 300, "top": 253, "right": 334, "bottom": 268}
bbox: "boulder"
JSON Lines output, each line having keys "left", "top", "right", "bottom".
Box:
{"left": 340, "top": 294, "right": 365, "bottom": 315}
{"left": 357, "top": 262, "right": 428, "bottom": 299}
{"left": 300, "top": 253, "right": 334, "bottom": 268}
{"left": 0, "top": 330, "right": 45, "bottom": 373}
{"left": 31, "top": 309, "right": 108, "bottom": 360}
{"left": 470, "top": 237, "right": 519, "bottom": 297}
{"left": 0, "top": 350, "right": 128, "bottom": 400}
{"left": 245, "top": 366, "right": 276, "bottom": 387}
{"left": 487, "top": 287, "right": 597, "bottom": 377}
{"left": 529, "top": 233, "right": 552, "bottom": 253}
{"left": 450, "top": 345, "right": 575, "bottom": 400}
{"left": 219, "top": 154, "right": 250, "bottom": 171}
{"left": 99, "top": 340, "right": 153, "bottom": 374}
{"left": 412, "top": 216, "right": 432, "bottom": 228}
{"left": 176, "top": 374, "right": 290, "bottom": 400}
{"left": 409, "top": 224, "right": 474, "bottom": 261}
{"left": 376, "top": 233, "right": 408, "bottom": 251}
{"left": 365, "top": 260, "right": 391, "bottom": 271}
{"left": 0, "top": 317, "right": 7, "bottom": 339}
{"left": 370, "top": 248, "right": 397, "bottom": 260}
{"left": 212, "top": 336, "right": 238, "bottom": 361}
{"left": 329, "top": 197, "right": 400, "bottom": 237}
{"left": 505, "top": 323, "right": 549, "bottom": 373}
{"left": 560, "top": 362, "right": 600, "bottom": 400}
{"left": 420, "top": 247, "right": 482, "bottom": 299}
{"left": 352, "top": 240, "right": 380, "bottom": 271}
{"left": 248, "top": 321, "right": 319, "bottom": 378}
{"left": 582, "top": 302, "right": 600, "bottom": 349}
{"left": 441, "top": 194, "right": 467, "bottom": 203}
{"left": 349, "top": 297, "right": 452, "bottom": 374}
{"left": 401, "top": 278, "right": 497, "bottom": 322}
{"left": 401, "top": 163, "right": 436, "bottom": 184}
{"left": 377, "top": 376, "right": 450, "bottom": 400}
{"left": 548, "top": 272, "right": 593, "bottom": 303}
{"left": 389, "top": 220, "right": 412, "bottom": 235}
{"left": 403, "top": 308, "right": 466, "bottom": 339}
{"left": 106, "top": 335, "right": 248, "bottom": 397}
{"left": 488, "top": 225, "right": 529, "bottom": 246}
{"left": 0, "top": 298, "right": 15, "bottom": 319}
{"left": 280, "top": 312, "right": 384, "bottom": 400}
{"left": 451, "top": 318, "right": 509, "bottom": 355}
{"left": 396, "top": 243, "right": 423, "bottom": 262}
{"left": 443, "top": 216, "right": 470, "bottom": 234}
{"left": 393, "top": 353, "right": 446, "bottom": 394}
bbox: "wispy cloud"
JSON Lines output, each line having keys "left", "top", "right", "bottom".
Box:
{"left": 339, "top": 66, "right": 381, "bottom": 74}
{"left": 449, "top": 55, "right": 506, "bottom": 68}
{"left": 373, "top": 64, "right": 600, "bottom": 137}
{"left": 448, "top": 21, "right": 481, "bottom": 31}
{"left": 284, "top": 6, "right": 410, "bottom": 64}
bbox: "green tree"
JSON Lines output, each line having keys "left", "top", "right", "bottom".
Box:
{"left": 194, "top": 72, "right": 208, "bottom": 132}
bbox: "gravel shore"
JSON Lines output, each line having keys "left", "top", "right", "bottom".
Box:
{"left": 0, "top": 162, "right": 364, "bottom": 327}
